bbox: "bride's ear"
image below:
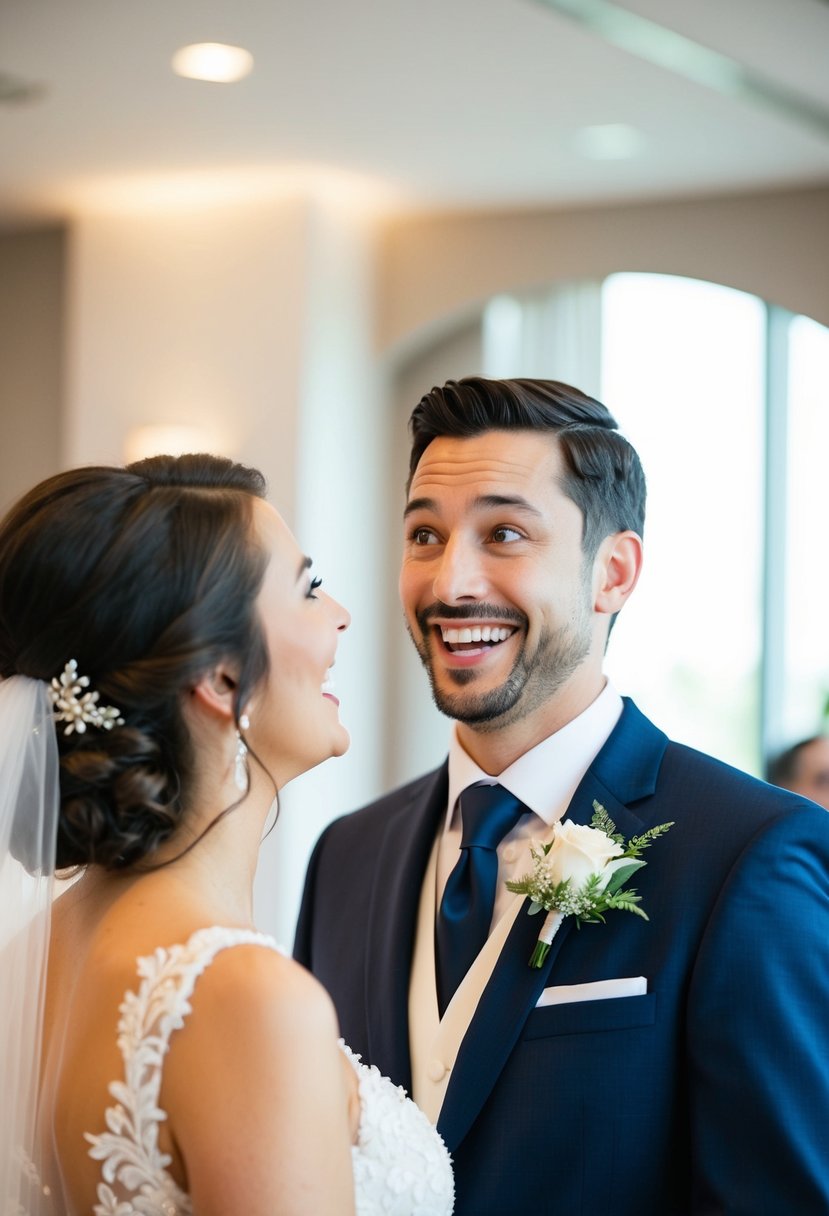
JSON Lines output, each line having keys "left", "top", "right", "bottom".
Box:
{"left": 189, "top": 665, "right": 238, "bottom": 722}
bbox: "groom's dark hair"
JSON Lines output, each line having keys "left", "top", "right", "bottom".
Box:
{"left": 407, "top": 376, "right": 646, "bottom": 560}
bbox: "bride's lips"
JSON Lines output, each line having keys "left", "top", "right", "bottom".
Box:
{"left": 321, "top": 667, "right": 340, "bottom": 705}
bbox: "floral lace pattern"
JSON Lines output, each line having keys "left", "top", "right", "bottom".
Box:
{"left": 86, "top": 926, "right": 276, "bottom": 1215}
{"left": 343, "top": 1045, "right": 454, "bottom": 1216}
{"left": 85, "top": 926, "right": 453, "bottom": 1215}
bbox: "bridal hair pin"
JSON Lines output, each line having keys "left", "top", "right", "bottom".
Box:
{"left": 48, "top": 659, "right": 125, "bottom": 736}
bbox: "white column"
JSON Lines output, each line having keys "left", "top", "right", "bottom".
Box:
{"left": 261, "top": 198, "right": 388, "bottom": 945}
{"left": 65, "top": 190, "right": 385, "bottom": 942}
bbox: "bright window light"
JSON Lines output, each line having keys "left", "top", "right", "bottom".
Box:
{"left": 600, "top": 272, "right": 766, "bottom": 774}
{"left": 783, "top": 314, "right": 829, "bottom": 741}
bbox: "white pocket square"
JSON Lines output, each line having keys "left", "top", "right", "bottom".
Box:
{"left": 535, "top": 976, "right": 647, "bottom": 1008}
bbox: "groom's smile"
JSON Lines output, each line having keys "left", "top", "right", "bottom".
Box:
{"left": 421, "top": 610, "right": 523, "bottom": 675}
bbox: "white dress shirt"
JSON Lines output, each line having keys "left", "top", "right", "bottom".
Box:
{"left": 437, "top": 681, "right": 624, "bottom": 929}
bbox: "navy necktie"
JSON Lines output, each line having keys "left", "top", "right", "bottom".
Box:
{"left": 435, "top": 783, "right": 528, "bottom": 1015}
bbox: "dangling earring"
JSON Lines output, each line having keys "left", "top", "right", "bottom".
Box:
{"left": 235, "top": 713, "right": 250, "bottom": 792}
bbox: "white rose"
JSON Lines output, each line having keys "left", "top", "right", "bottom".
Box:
{"left": 545, "top": 820, "right": 625, "bottom": 892}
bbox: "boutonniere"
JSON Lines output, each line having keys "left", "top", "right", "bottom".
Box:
{"left": 506, "top": 801, "right": 674, "bottom": 968}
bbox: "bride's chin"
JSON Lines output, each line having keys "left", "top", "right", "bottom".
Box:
{"left": 306, "top": 731, "right": 352, "bottom": 771}
{"left": 273, "top": 737, "right": 350, "bottom": 786}
{"left": 331, "top": 726, "right": 351, "bottom": 758}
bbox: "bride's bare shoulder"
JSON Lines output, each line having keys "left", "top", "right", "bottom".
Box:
{"left": 186, "top": 937, "right": 338, "bottom": 1032}
{"left": 161, "top": 933, "right": 355, "bottom": 1199}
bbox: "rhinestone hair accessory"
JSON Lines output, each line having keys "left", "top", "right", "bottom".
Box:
{"left": 47, "top": 660, "right": 125, "bottom": 736}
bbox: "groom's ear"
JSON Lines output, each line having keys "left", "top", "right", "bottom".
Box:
{"left": 592, "top": 530, "right": 642, "bottom": 617}
{"left": 189, "top": 664, "right": 238, "bottom": 722}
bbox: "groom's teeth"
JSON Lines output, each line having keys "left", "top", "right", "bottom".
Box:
{"left": 440, "top": 625, "right": 513, "bottom": 644}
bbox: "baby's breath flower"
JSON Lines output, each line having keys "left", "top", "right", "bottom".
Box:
{"left": 506, "top": 801, "right": 674, "bottom": 967}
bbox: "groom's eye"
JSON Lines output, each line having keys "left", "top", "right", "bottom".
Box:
{"left": 411, "top": 527, "right": 439, "bottom": 545}
{"left": 490, "top": 526, "right": 523, "bottom": 543}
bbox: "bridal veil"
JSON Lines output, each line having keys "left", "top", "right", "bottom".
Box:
{"left": 0, "top": 677, "right": 59, "bottom": 1215}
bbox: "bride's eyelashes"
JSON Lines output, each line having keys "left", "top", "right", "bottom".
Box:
{"left": 307, "top": 575, "right": 323, "bottom": 600}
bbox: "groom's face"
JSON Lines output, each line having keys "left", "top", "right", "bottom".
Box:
{"left": 399, "top": 428, "right": 597, "bottom": 734}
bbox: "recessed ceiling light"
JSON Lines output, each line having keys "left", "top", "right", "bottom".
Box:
{"left": 171, "top": 43, "right": 253, "bottom": 84}
{"left": 573, "top": 123, "right": 645, "bottom": 160}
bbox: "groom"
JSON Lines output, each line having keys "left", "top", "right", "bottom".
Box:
{"left": 295, "top": 376, "right": 829, "bottom": 1213}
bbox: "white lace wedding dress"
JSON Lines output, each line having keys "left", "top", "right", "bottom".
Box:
{"left": 84, "top": 926, "right": 454, "bottom": 1215}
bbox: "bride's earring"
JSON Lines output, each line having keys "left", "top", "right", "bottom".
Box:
{"left": 235, "top": 713, "right": 250, "bottom": 792}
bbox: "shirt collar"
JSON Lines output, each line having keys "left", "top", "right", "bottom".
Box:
{"left": 445, "top": 681, "right": 623, "bottom": 831}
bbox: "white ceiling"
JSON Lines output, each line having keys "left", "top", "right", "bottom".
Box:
{"left": 1, "top": 0, "right": 828, "bottom": 226}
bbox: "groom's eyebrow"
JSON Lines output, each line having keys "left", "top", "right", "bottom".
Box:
{"left": 403, "top": 496, "right": 436, "bottom": 519}
{"left": 403, "top": 493, "right": 541, "bottom": 518}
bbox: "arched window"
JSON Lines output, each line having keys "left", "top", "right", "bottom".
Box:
{"left": 600, "top": 273, "right": 766, "bottom": 773}
{"left": 478, "top": 272, "right": 828, "bottom": 775}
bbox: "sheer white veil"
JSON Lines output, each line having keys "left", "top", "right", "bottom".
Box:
{"left": 0, "top": 677, "right": 59, "bottom": 1216}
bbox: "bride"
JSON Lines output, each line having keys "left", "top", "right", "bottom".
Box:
{"left": 0, "top": 454, "right": 453, "bottom": 1215}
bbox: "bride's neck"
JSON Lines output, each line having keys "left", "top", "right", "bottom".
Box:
{"left": 71, "top": 831, "right": 258, "bottom": 930}
{"left": 70, "top": 787, "right": 275, "bottom": 930}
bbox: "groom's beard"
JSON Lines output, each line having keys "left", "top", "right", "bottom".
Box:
{"left": 406, "top": 598, "right": 592, "bottom": 733}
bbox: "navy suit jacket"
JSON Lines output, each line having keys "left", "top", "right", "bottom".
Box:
{"left": 295, "top": 700, "right": 829, "bottom": 1214}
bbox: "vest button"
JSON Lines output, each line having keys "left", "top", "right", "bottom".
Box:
{"left": 428, "top": 1058, "right": 447, "bottom": 1082}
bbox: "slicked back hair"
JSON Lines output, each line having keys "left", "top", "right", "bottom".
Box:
{"left": 407, "top": 376, "right": 646, "bottom": 558}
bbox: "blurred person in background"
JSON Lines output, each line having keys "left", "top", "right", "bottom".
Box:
{"left": 768, "top": 734, "right": 829, "bottom": 810}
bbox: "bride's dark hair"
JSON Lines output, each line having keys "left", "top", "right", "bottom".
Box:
{"left": 0, "top": 453, "right": 270, "bottom": 869}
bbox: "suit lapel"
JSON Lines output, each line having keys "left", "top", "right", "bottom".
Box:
{"left": 364, "top": 763, "right": 448, "bottom": 1092}
{"left": 436, "top": 698, "right": 668, "bottom": 1150}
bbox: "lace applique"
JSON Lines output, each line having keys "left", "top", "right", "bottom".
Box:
{"left": 85, "top": 926, "right": 279, "bottom": 1216}
{"left": 83, "top": 927, "right": 453, "bottom": 1215}
{"left": 341, "top": 1043, "right": 454, "bottom": 1215}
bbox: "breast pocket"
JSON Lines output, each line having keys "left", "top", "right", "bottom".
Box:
{"left": 522, "top": 991, "right": 657, "bottom": 1039}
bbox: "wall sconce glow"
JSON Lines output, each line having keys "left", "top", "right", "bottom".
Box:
{"left": 171, "top": 42, "right": 253, "bottom": 83}
{"left": 573, "top": 123, "right": 644, "bottom": 160}
{"left": 124, "top": 424, "right": 224, "bottom": 464}
{"left": 63, "top": 164, "right": 405, "bottom": 217}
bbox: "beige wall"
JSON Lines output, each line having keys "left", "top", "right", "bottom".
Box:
{"left": 378, "top": 184, "right": 829, "bottom": 356}
{"left": 2, "top": 181, "right": 828, "bottom": 937}
{"left": 65, "top": 195, "right": 387, "bottom": 940}
{"left": 4, "top": 184, "right": 828, "bottom": 518}
{"left": 0, "top": 228, "right": 64, "bottom": 514}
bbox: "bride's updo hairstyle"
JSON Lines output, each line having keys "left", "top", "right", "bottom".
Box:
{"left": 0, "top": 454, "right": 270, "bottom": 870}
